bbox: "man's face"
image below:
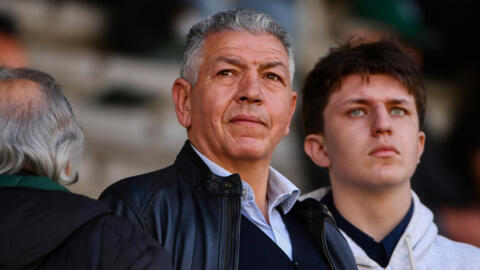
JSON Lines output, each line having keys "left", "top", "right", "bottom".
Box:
{"left": 308, "top": 74, "right": 425, "bottom": 190}
{"left": 174, "top": 31, "right": 296, "bottom": 168}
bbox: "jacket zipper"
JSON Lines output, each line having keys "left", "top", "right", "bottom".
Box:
{"left": 220, "top": 196, "right": 241, "bottom": 270}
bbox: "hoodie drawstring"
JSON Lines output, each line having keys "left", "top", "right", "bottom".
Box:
{"left": 405, "top": 235, "right": 416, "bottom": 270}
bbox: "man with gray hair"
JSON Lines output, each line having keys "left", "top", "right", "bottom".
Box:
{"left": 100, "top": 9, "right": 356, "bottom": 270}
{"left": 0, "top": 67, "right": 172, "bottom": 269}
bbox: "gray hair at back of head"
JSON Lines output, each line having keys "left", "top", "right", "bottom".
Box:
{"left": 180, "top": 8, "right": 295, "bottom": 85}
{"left": 0, "top": 67, "right": 84, "bottom": 184}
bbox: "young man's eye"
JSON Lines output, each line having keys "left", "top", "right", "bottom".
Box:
{"left": 391, "top": 107, "right": 406, "bottom": 116}
{"left": 349, "top": 109, "right": 365, "bottom": 117}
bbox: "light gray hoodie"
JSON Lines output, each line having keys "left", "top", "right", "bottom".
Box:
{"left": 302, "top": 188, "right": 480, "bottom": 270}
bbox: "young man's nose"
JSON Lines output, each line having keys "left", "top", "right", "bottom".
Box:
{"left": 236, "top": 72, "right": 263, "bottom": 104}
{"left": 371, "top": 106, "right": 392, "bottom": 136}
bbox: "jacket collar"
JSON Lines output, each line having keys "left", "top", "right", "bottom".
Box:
{"left": 0, "top": 173, "right": 68, "bottom": 192}
{"left": 174, "top": 140, "right": 242, "bottom": 197}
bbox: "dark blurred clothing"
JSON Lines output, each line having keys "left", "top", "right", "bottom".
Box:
{"left": 0, "top": 173, "right": 172, "bottom": 270}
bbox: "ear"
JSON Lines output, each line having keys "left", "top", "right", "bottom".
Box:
{"left": 172, "top": 78, "right": 193, "bottom": 128}
{"left": 65, "top": 161, "right": 71, "bottom": 176}
{"left": 417, "top": 131, "right": 426, "bottom": 163}
{"left": 304, "top": 133, "right": 331, "bottom": 168}
{"left": 284, "top": 90, "right": 297, "bottom": 135}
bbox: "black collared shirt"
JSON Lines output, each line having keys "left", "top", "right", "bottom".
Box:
{"left": 321, "top": 191, "right": 414, "bottom": 267}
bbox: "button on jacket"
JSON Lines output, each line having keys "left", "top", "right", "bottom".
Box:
{"left": 100, "top": 141, "right": 357, "bottom": 270}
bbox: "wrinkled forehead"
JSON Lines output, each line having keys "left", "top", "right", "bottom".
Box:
{"left": 201, "top": 31, "right": 293, "bottom": 78}
{"left": 0, "top": 78, "right": 45, "bottom": 118}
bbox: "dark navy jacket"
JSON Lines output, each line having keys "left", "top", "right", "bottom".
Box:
{"left": 0, "top": 173, "right": 172, "bottom": 270}
{"left": 100, "top": 141, "right": 357, "bottom": 270}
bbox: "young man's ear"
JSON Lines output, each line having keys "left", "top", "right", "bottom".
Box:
{"left": 417, "top": 131, "right": 426, "bottom": 163}
{"left": 304, "top": 134, "right": 331, "bottom": 168}
{"left": 172, "top": 78, "right": 193, "bottom": 128}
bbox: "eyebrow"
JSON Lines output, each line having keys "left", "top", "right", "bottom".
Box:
{"left": 259, "top": 61, "right": 288, "bottom": 71}
{"left": 211, "top": 57, "right": 288, "bottom": 73}
{"left": 341, "top": 98, "right": 413, "bottom": 106}
{"left": 211, "top": 56, "right": 246, "bottom": 69}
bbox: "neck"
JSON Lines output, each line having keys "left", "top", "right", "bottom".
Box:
{"left": 231, "top": 160, "right": 271, "bottom": 223}
{"left": 192, "top": 142, "right": 272, "bottom": 222}
{"left": 331, "top": 180, "right": 412, "bottom": 241}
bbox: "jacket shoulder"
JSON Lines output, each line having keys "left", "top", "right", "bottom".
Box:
{"left": 99, "top": 166, "right": 185, "bottom": 228}
{"left": 102, "top": 165, "right": 180, "bottom": 203}
{"left": 106, "top": 165, "right": 179, "bottom": 192}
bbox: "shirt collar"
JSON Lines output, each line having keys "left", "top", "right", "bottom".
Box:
{"left": 321, "top": 191, "right": 414, "bottom": 267}
{"left": 191, "top": 143, "right": 300, "bottom": 214}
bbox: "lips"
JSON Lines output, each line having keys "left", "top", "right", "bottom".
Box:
{"left": 229, "top": 114, "right": 265, "bottom": 126}
{"left": 369, "top": 145, "right": 399, "bottom": 157}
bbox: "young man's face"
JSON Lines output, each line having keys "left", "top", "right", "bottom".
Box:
{"left": 305, "top": 74, "right": 425, "bottom": 190}
{"left": 173, "top": 31, "right": 297, "bottom": 168}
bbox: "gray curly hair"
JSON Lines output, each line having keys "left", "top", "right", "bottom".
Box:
{"left": 0, "top": 67, "right": 84, "bottom": 184}
{"left": 180, "top": 8, "right": 295, "bottom": 86}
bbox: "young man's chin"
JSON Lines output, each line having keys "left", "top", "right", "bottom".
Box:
{"left": 355, "top": 174, "right": 410, "bottom": 191}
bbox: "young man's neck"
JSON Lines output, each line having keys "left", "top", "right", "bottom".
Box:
{"left": 331, "top": 181, "right": 412, "bottom": 242}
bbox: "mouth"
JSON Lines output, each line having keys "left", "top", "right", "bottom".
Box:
{"left": 369, "top": 145, "right": 399, "bottom": 157}
{"left": 229, "top": 115, "right": 266, "bottom": 126}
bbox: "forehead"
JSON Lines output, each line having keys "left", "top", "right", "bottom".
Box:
{"left": 201, "top": 31, "right": 289, "bottom": 69}
{"left": 328, "top": 74, "right": 414, "bottom": 105}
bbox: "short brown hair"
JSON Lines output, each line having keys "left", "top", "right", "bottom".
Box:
{"left": 301, "top": 37, "right": 426, "bottom": 135}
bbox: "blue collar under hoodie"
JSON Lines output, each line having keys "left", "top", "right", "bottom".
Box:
{"left": 301, "top": 188, "right": 480, "bottom": 270}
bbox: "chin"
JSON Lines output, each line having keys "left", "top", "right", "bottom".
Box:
{"left": 228, "top": 139, "right": 270, "bottom": 160}
{"left": 365, "top": 169, "right": 411, "bottom": 189}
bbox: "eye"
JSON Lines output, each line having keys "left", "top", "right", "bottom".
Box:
{"left": 391, "top": 107, "right": 406, "bottom": 116}
{"left": 349, "top": 108, "right": 365, "bottom": 117}
{"left": 265, "top": 72, "right": 281, "bottom": 81}
{"left": 217, "top": 70, "right": 234, "bottom": 76}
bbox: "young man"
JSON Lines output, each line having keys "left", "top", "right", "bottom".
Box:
{"left": 100, "top": 9, "right": 356, "bottom": 270}
{"left": 301, "top": 38, "right": 480, "bottom": 269}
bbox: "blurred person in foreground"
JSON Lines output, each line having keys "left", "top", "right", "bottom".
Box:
{"left": 0, "top": 14, "right": 28, "bottom": 68}
{"left": 301, "top": 38, "right": 480, "bottom": 269}
{"left": 0, "top": 67, "right": 172, "bottom": 270}
{"left": 100, "top": 8, "right": 356, "bottom": 270}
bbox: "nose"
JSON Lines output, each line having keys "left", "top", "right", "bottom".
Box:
{"left": 236, "top": 71, "right": 263, "bottom": 104}
{"left": 371, "top": 106, "right": 392, "bottom": 136}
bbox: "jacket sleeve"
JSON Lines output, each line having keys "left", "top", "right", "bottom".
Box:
{"left": 291, "top": 198, "right": 358, "bottom": 270}
{"left": 97, "top": 214, "right": 173, "bottom": 270}
{"left": 324, "top": 218, "right": 358, "bottom": 270}
{"left": 99, "top": 188, "right": 150, "bottom": 233}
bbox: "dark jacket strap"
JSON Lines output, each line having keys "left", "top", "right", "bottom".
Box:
{"left": 291, "top": 198, "right": 358, "bottom": 270}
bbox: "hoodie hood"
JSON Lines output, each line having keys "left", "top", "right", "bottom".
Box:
{"left": 301, "top": 187, "right": 480, "bottom": 270}
{"left": 0, "top": 174, "right": 110, "bottom": 269}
